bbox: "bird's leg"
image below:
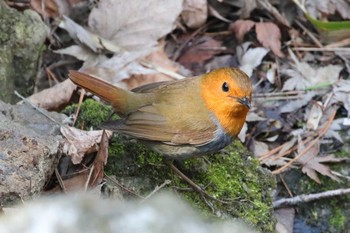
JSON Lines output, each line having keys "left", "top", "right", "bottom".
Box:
{"left": 166, "top": 160, "right": 227, "bottom": 204}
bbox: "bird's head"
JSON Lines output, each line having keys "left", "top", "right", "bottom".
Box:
{"left": 201, "top": 67, "right": 252, "bottom": 136}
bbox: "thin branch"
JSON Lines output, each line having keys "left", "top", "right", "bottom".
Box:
{"left": 141, "top": 180, "right": 171, "bottom": 202}
{"left": 274, "top": 188, "right": 350, "bottom": 208}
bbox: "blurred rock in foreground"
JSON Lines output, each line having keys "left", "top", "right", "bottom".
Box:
{"left": 0, "top": 193, "right": 257, "bottom": 233}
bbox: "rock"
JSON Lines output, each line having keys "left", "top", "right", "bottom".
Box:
{"left": 0, "top": 193, "right": 258, "bottom": 233}
{"left": 0, "top": 101, "right": 65, "bottom": 206}
{"left": 0, "top": 4, "right": 48, "bottom": 103}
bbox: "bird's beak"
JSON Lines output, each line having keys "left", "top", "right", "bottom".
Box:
{"left": 237, "top": 96, "right": 251, "bottom": 109}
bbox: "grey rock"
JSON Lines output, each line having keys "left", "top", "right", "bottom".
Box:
{"left": 0, "top": 101, "right": 65, "bottom": 205}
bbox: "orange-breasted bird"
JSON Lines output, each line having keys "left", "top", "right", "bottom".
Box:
{"left": 69, "top": 67, "right": 252, "bottom": 159}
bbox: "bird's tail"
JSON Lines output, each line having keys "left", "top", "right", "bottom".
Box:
{"left": 68, "top": 70, "right": 131, "bottom": 115}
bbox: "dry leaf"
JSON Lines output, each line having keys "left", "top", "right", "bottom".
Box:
{"left": 250, "top": 139, "right": 269, "bottom": 157}
{"left": 333, "top": 80, "right": 350, "bottom": 116}
{"left": 59, "top": 16, "right": 121, "bottom": 53}
{"left": 255, "top": 22, "right": 284, "bottom": 58}
{"left": 54, "top": 45, "right": 107, "bottom": 68}
{"left": 281, "top": 63, "right": 341, "bottom": 91}
{"left": 90, "top": 130, "right": 109, "bottom": 186}
{"left": 246, "top": 111, "right": 267, "bottom": 122}
{"left": 26, "top": 79, "right": 76, "bottom": 110}
{"left": 88, "top": 0, "right": 183, "bottom": 51}
{"left": 306, "top": 102, "right": 323, "bottom": 130}
{"left": 30, "top": 0, "right": 70, "bottom": 18}
{"left": 305, "top": 0, "right": 350, "bottom": 19}
{"left": 238, "top": 122, "right": 248, "bottom": 142}
{"left": 229, "top": 19, "right": 255, "bottom": 42}
{"left": 181, "top": 0, "right": 208, "bottom": 29}
{"left": 178, "top": 36, "right": 222, "bottom": 70}
{"left": 297, "top": 136, "right": 340, "bottom": 183}
{"left": 237, "top": 42, "right": 269, "bottom": 77}
{"left": 61, "top": 126, "right": 112, "bottom": 164}
{"left": 125, "top": 42, "right": 178, "bottom": 89}
{"left": 230, "top": 20, "right": 284, "bottom": 57}
{"left": 280, "top": 92, "right": 315, "bottom": 113}
{"left": 277, "top": 137, "right": 297, "bottom": 157}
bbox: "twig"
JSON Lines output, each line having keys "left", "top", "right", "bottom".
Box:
{"left": 104, "top": 174, "right": 145, "bottom": 199}
{"left": 55, "top": 168, "right": 66, "bottom": 193}
{"left": 272, "top": 109, "right": 336, "bottom": 175}
{"left": 292, "top": 47, "right": 350, "bottom": 52}
{"left": 84, "top": 165, "right": 94, "bottom": 191}
{"left": 141, "top": 180, "right": 171, "bottom": 202}
{"left": 324, "top": 38, "right": 350, "bottom": 48}
{"left": 295, "top": 19, "right": 323, "bottom": 48}
{"left": 73, "top": 89, "right": 86, "bottom": 126}
{"left": 274, "top": 188, "right": 350, "bottom": 208}
{"left": 257, "top": 0, "right": 290, "bottom": 27}
{"left": 172, "top": 24, "right": 208, "bottom": 61}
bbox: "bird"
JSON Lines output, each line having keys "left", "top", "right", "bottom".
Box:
{"left": 69, "top": 67, "right": 252, "bottom": 159}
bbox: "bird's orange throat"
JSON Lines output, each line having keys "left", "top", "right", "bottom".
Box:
{"left": 211, "top": 105, "right": 248, "bottom": 137}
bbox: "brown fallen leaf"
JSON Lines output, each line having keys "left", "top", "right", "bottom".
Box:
{"left": 255, "top": 22, "right": 284, "bottom": 58}
{"left": 296, "top": 136, "right": 341, "bottom": 183}
{"left": 178, "top": 35, "right": 222, "bottom": 71}
{"left": 229, "top": 19, "right": 255, "bottom": 42}
{"left": 61, "top": 126, "right": 113, "bottom": 164}
{"left": 229, "top": 20, "right": 284, "bottom": 57}
{"left": 90, "top": 130, "right": 109, "bottom": 187}
{"left": 25, "top": 79, "right": 76, "bottom": 111}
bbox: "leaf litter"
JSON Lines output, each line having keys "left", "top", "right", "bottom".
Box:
{"left": 12, "top": 0, "right": 350, "bottom": 229}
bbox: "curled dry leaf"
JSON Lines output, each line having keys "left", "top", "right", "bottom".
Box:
{"left": 26, "top": 79, "right": 76, "bottom": 110}
{"left": 88, "top": 0, "right": 183, "bottom": 51}
{"left": 90, "top": 130, "right": 109, "bottom": 187}
{"left": 181, "top": 0, "right": 208, "bottom": 29}
{"left": 61, "top": 126, "right": 113, "bottom": 164}
{"left": 237, "top": 42, "right": 269, "bottom": 77}
{"left": 255, "top": 22, "right": 284, "bottom": 58}
{"left": 306, "top": 102, "right": 323, "bottom": 130}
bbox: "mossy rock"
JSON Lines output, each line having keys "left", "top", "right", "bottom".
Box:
{"left": 65, "top": 99, "right": 277, "bottom": 232}
{"left": 0, "top": 5, "right": 48, "bottom": 103}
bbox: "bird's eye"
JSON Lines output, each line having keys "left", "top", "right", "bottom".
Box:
{"left": 222, "top": 82, "right": 229, "bottom": 92}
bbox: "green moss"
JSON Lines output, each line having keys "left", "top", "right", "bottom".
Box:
{"left": 329, "top": 207, "right": 346, "bottom": 231}
{"left": 187, "top": 141, "right": 275, "bottom": 232}
{"left": 63, "top": 99, "right": 116, "bottom": 129}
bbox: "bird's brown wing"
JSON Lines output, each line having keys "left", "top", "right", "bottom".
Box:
{"left": 110, "top": 105, "right": 217, "bottom": 146}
